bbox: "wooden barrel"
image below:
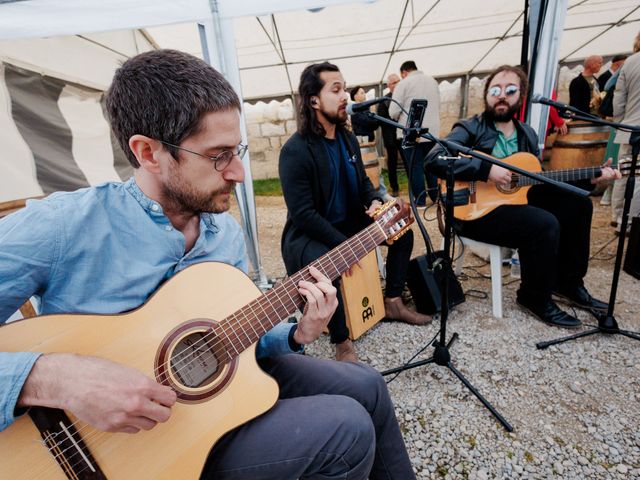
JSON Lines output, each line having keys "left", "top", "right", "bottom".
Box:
{"left": 542, "top": 131, "right": 556, "bottom": 163}
{"left": 549, "top": 122, "right": 609, "bottom": 170}
{"left": 360, "top": 141, "right": 380, "bottom": 188}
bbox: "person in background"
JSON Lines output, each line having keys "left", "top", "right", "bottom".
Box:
{"left": 378, "top": 74, "right": 402, "bottom": 197}
{"left": 599, "top": 55, "right": 627, "bottom": 208}
{"left": 598, "top": 54, "right": 628, "bottom": 91}
{"left": 569, "top": 55, "right": 604, "bottom": 115}
{"left": 348, "top": 85, "right": 392, "bottom": 201}
{"left": 546, "top": 89, "right": 568, "bottom": 136}
{"left": 389, "top": 60, "right": 441, "bottom": 206}
{"left": 612, "top": 33, "right": 640, "bottom": 233}
{"left": 350, "top": 85, "right": 378, "bottom": 142}
{"left": 279, "top": 62, "right": 432, "bottom": 363}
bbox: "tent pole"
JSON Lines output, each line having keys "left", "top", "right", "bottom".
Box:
{"left": 527, "top": 0, "right": 567, "bottom": 152}
{"left": 201, "top": 1, "right": 269, "bottom": 289}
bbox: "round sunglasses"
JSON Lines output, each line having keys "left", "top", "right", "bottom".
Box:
{"left": 488, "top": 84, "right": 519, "bottom": 98}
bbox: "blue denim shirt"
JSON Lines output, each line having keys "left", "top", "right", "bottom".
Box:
{"left": 0, "top": 179, "right": 297, "bottom": 431}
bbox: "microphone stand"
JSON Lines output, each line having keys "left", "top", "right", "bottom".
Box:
{"left": 534, "top": 107, "right": 640, "bottom": 349}
{"left": 363, "top": 111, "right": 550, "bottom": 432}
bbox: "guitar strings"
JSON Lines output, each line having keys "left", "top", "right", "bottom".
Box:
{"left": 512, "top": 166, "right": 610, "bottom": 186}
{"left": 32, "top": 206, "right": 403, "bottom": 478}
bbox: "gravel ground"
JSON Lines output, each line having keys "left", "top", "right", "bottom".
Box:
{"left": 230, "top": 195, "right": 640, "bottom": 480}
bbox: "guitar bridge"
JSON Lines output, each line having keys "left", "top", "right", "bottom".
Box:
{"left": 29, "top": 407, "right": 106, "bottom": 479}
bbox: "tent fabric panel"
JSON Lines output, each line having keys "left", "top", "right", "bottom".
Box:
{"left": 0, "top": 64, "right": 43, "bottom": 202}
{"left": 471, "top": 36, "right": 525, "bottom": 73}
{"left": 0, "top": 34, "right": 139, "bottom": 91}
{"left": 561, "top": 22, "right": 639, "bottom": 61}
{"left": 0, "top": 0, "right": 213, "bottom": 41}
{"left": 4, "top": 63, "right": 89, "bottom": 194}
{"left": 58, "top": 85, "right": 122, "bottom": 186}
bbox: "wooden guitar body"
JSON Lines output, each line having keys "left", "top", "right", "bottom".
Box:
{"left": 447, "top": 152, "right": 542, "bottom": 221}
{"left": 0, "top": 262, "right": 278, "bottom": 479}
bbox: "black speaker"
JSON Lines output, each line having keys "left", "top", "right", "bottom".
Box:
{"left": 623, "top": 216, "right": 640, "bottom": 280}
{"left": 406, "top": 251, "right": 465, "bottom": 315}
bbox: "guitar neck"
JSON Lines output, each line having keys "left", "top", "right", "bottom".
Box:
{"left": 219, "top": 219, "right": 388, "bottom": 354}
{"left": 517, "top": 166, "right": 602, "bottom": 186}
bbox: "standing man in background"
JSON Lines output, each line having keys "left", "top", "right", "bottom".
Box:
{"left": 389, "top": 60, "right": 440, "bottom": 206}
{"left": 569, "top": 55, "right": 604, "bottom": 114}
{"left": 612, "top": 32, "right": 640, "bottom": 231}
{"left": 598, "top": 54, "right": 628, "bottom": 91}
{"left": 378, "top": 73, "right": 402, "bottom": 197}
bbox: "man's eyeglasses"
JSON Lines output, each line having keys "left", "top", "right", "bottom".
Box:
{"left": 160, "top": 141, "right": 248, "bottom": 172}
{"left": 488, "top": 84, "right": 519, "bottom": 98}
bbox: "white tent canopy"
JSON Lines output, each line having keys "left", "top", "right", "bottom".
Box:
{"left": 149, "top": 0, "right": 639, "bottom": 100}
{"left": 1, "top": 0, "right": 637, "bottom": 99}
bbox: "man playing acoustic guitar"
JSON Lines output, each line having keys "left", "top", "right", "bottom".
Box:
{"left": 426, "top": 65, "right": 619, "bottom": 328}
{"left": 0, "top": 50, "right": 415, "bottom": 479}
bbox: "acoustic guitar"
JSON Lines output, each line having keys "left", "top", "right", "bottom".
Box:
{"left": 439, "top": 152, "right": 630, "bottom": 221}
{"left": 0, "top": 200, "right": 412, "bottom": 480}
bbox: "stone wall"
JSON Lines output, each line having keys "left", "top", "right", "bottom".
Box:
{"left": 244, "top": 99, "right": 297, "bottom": 179}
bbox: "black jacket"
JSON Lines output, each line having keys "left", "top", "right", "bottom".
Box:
{"left": 376, "top": 92, "right": 397, "bottom": 145}
{"left": 597, "top": 70, "right": 612, "bottom": 92}
{"left": 350, "top": 112, "right": 378, "bottom": 141}
{"left": 569, "top": 74, "right": 592, "bottom": 114}
{"left": 425, "top": 111, "right": 540, "bottom": 181}
{"left": 279, "top": 129, "right": 380, "bottom": 266}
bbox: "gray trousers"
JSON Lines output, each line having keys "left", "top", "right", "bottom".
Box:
{"left": 202, "top": 354, "right": 416, "bottom": 480}
{"left": 612, "top": 145, "right": 640, "bottom": 227}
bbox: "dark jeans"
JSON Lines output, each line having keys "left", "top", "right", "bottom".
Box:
{"left": 203, "top": 354, "right": 415, "bottom": 480}
{"left": 384, "top": 139, "right": 401, "bottom": 193}
{"left": 457, "top": 184, "right": 592, "bottom": 306}
{"left": 284, "top": 216, "right": 414, "bottom": 344}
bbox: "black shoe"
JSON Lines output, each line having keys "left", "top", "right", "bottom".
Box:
{"left": 554, "top": 286, "right": 608, "bottom": 312}
{"left": 517, "top": 299, "right": 582, "bottom": 329}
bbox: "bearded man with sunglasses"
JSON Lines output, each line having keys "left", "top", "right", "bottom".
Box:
{"left": 0, "top": 50, "right": 415, "bottom": 480}
{"left": 426, "top": 65, "right": 619, "bottom": 328}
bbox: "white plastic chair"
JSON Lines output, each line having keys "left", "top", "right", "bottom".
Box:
{"left": 453, "top": 237, "right": 503, "bottom": 318}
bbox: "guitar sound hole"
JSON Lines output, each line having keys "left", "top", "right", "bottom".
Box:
{"left": 170, "top": 331, "right": 221, "bottom": 388}
{"left": 497, "top": 182, "right": 519, "bottom": 194}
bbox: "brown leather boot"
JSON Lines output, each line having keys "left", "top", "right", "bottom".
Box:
{"left": 335, "top": 339, "right": 358, "bottom": 362}
{"left": 384, "top": 296, "right": 432, "bottom": 325}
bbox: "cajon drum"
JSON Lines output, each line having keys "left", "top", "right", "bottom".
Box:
{"left": 340, "top": 250, "right": 385, "bottom": 340}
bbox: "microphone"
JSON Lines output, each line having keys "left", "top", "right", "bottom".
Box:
{"left": 346, "top": 97, "right": 387, "bottom": 115}
{"left": 530, "top": 94, "right": 571, "bottom": 111}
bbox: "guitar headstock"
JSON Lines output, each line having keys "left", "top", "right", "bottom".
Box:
{"left": 372, "top": 199, "right": 414, "bottom": 244}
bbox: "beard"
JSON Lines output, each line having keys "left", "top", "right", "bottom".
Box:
{"left": 322, "top": 107, "right": 348, "bottom": 126}
{"left": 485, "top": 100, "right": 521, "bottom": 122}
{"left": 163, "top": 174, "right": 235, "bottom": 214}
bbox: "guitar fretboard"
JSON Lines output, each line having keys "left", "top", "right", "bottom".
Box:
{"left": 216, "top": 207, "right": 404, "bottom": 359}
{"left": 516, "top": 166, "right": 602, "bottom": 186}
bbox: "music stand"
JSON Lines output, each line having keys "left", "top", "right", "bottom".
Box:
{"left": 535, "top": 108, "right": 640, "bottom": 349}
